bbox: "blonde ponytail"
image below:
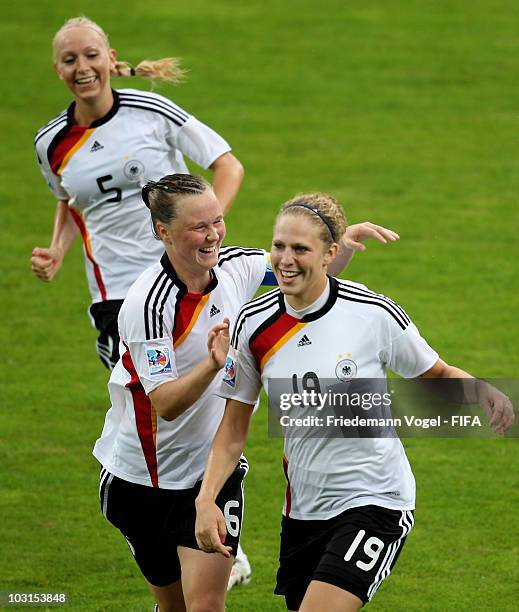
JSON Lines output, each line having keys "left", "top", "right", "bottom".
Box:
{"left": 112, "top": 58, "right": 186, "bottom": 84}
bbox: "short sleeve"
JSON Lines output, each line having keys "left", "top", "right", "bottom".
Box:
{"left": 175, "top": 116, "right": 231, "bottom": 169}
{"left": 35, "top": 141, "right": 69, "bottom": 200}
{"left": 242, "top": 250, "right": 272, "bottom": 298}
{"left": 118, "top": 284, "right": 178, "bottom": 395}
{"left": 218, "top": 248, "right": 270, "bottom": 303}
{"left": 125, "top": 338, "right": 179, "bottom": 395}
{"left": 380, "top": 322, "right": 439, "bottom": 378}
{"left": 218, "top": 337, "right": 262, "bottom": 405}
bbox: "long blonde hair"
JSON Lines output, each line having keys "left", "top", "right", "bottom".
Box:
{"left": 53, "top": 16, "right": 186, "bottom": 84}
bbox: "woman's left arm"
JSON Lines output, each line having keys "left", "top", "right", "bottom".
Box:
{"left": 421, "top": 358, "right": 515, "bottom": 434}
{"left": 209, "top": 152, "right": 244, "bottom": 214}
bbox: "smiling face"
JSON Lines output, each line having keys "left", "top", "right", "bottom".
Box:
{"left": 271, "top": 214, "right": 338, "bottom": 309}
{"left": 53, "top": 26, "right": 115, "bottom": 103}
{"left": 157, "top": 189, "right": 226, "bottom": 290}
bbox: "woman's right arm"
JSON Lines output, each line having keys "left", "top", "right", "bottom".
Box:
{"left": 195, "top": 399, "right": 254, "bottom": 557}
{"left": 31, "top": 199, "right": 79, "bottom": 282}
{"left": 148, "top": 319, "right": 230, "bottom": 421}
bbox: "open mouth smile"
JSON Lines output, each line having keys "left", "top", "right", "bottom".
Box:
{"left": 199, "top": 246, "right": 218, "bottom": 255}
{"left": 75, "top": 76, "right": 98, "bottom": 85}
{"left": 280, "top": 270, "right": 301, "bottom": 279}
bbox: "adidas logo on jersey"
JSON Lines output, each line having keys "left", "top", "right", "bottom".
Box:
{"left": 90, "top": 140, "right": 104, "bottom": 152}
{"left": 297, "top": 334, "right": 312, "bottom": 347}
{"left": 209, "top": 304, "right": 221, "bottom": 318}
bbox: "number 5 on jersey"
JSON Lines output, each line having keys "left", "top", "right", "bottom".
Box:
{"left": 96, "top": 175, "right": 122, "bottom": 203}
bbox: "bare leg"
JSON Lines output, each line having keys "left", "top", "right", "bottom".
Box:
{"left": 178, "top": 546, "right": 233, "bottom": 612}
{"left": 146, "top": 578, "right": 186, "bottom": 612}
{"left": 299, "top": 580, "right": 363, "bottom": 612}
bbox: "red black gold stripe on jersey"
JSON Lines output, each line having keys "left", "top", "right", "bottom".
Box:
{"left": 69, "top": 208, "right": 107, "bottom": 300}
{"left": 250, "top": 313, "right": 307, "bottom": 371}
{"left": 50, "top": 125, "right": 95, "bottom": 175}
{"left": 48, "top": 124, "right": 108, "bottom": 300}
{"left": 121, "top": 345, "right": 159, "bottom": 487}
{"left": 173, "top": 293, "right": 210, "bottom": 348}
{"left": 282, "top": 455, "right": 292, "bottom": 516}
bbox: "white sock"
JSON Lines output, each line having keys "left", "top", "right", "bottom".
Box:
{"left": 236, "top": 542, "right": 248, "bottom": 564}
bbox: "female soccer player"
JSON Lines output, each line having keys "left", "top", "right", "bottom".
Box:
{"left": 93, "top": 175, "right": 402, "bottom": 611}
{"left": 31, "top": 16, "right": 257, "bottom": 588}
{"left": 194, "top": 193, "right": 515, "bottom": 611}
{"left": 92, "top": 174, "right": 262, "bottom": 611}
{"left": 31, "top": 16, "right": 243, "bottom": 371}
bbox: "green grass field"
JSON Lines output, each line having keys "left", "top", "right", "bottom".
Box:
{"left": 1, "top": 1, "right": 519, "bottom": 610}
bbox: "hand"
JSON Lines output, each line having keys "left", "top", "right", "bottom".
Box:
{"left": 477, "top": 381, "right": 515, "bottom": 434}
{"left": 195, "top": 498, "right": 232, "bottom": 558}
{"left": 207, "top": 317, "right": 230, "bottom": 370}
{"left": 31, "top": 247, "right": 64, "bottom": 282}
{"left": 341, "top": 222, "right": 400, "bottom": 252}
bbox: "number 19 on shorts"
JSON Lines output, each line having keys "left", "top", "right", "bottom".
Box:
{"left": 344, "top": 529, "right": 385, "bottom": 571}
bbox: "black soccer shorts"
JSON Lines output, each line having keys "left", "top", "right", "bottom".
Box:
{"left": 99, "top": 463, "right": 247, "bottom": 587}
{"left": 275, "top": 504, "right": 414, "bottom": 609}
{"left": 89, "top": 300, "right": 123, "bottom": 370}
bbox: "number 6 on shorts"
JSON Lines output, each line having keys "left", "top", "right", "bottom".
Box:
{"left": 224, "top": 500, "right": 240, "bottom": 537}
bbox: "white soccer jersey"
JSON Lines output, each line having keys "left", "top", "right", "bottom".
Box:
{"left": 92, "top": 247, "right": 268, "bottom": 489}
{"left": 34, "top": 88, "right": 231, "bottom": 303}
{"left": 219, "top": 277, "right": 439, "bottom": 520}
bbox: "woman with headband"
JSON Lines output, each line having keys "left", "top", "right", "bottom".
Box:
{"left": 93, "top": 176, "right": 402, "bottom": 611}
{"left": 31, "top": 16, "right": 243, "bottom": 371}
{"left": 194, "top": 192, "right": 514, "bottom": 611}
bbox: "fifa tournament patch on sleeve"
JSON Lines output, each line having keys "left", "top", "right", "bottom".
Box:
{"left": 146, "top": 346, "right": 172, "bottom": 376}
{"left": 223, "top": 355, "right": 236, "bottom": 388}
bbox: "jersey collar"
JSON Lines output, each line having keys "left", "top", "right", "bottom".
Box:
{"left": 278, "top": 276, "right": 339, "bottom": 322}
{"left": 160, "top": 252, "right": 219, "bottom": 295}
{"left": 66, "top": 89, "right": 120, "bottom": 128}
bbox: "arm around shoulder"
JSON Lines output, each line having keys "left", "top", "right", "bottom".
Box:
{"left": 328, "top": 222, "right": 400, "bottom": 276}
